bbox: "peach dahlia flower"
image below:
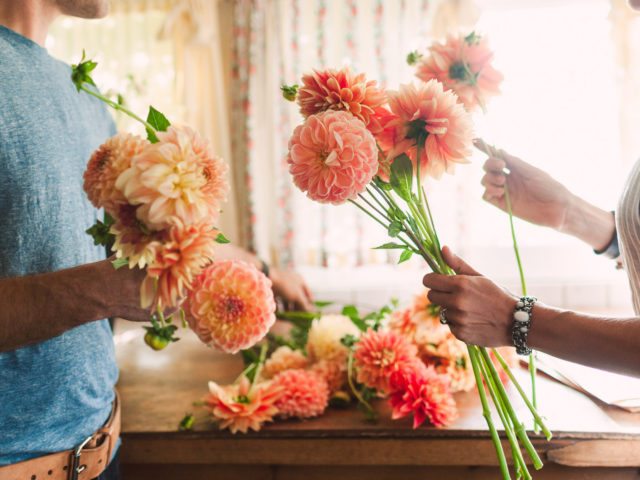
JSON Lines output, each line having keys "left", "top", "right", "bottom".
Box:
{"left": 262, "top": 346, "right": 309, "bottom": 380}
{"left": 377, "top": 81, "right": 473, "bottom": 179}
{"left": 206, "top": 376, "right": 283, "bottom": 433}
{"left": 416, "top": 33, "right": 503, "bottom": 112}
{"left": 272, "top": 369, "right": 330, "bottom": 419}
{"left": 287, "top": 110, "right": 378, "bottom": 205}
{"left": 116, "top": 125, "right": 228, "bottom": 230}
{"left": 354, "top": 329, "right": 419, "bottom": 393}
{"left": 297, "top": 68, "right": 387, "bottom": 132}
{"left": 83, "top": 133, "right": 149, "bottom": 215}
{"left": 141, "top": 219, "right": 219, "bottom": 309}
{"left": 187, "top": 260, "right": 276, "bottom": 353}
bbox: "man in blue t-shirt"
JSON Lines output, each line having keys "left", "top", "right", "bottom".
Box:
{"left": 0, "top": 1, "right": 314, "bottom": 478}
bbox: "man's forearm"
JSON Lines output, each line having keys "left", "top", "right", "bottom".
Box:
{"left": 529, "top": 304, "right": 640, "bottom": 377}
{"left": 560, "top": 193, "right": 616, "bottom": 251}
{"left": 0, "top": 261, "right": 110, "bottom": 352}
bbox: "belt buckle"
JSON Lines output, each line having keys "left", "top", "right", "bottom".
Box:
{"left": 69, "top": 435, "right": 93, "bottom": 480}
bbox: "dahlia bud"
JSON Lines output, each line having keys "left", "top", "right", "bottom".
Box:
{"left": 406, "top": 50, "right": 423, "bottom": 66}
{"left": 281, "top": 84, "right": 299, "bottom": 102}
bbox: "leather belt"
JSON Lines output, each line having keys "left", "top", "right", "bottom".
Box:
{"left": 0, "top": 392, "right": 121, "bottom": 480}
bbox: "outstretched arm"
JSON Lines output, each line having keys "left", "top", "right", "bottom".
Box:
{"left": 423, "top": 247, "right": 640, "bottom": 378}
{"left": 0, "top": 260, "right": 148, "bottom": 352}
{"left": 477, "top": 140, "right": 616, "bottom": 252}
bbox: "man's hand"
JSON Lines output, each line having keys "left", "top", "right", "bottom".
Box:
{"left": 98, "top": 259, "right": 153, "bottom": 322}
{"left": 270, "top": 267, "right": 314, "bottom": 312}
{"left": 422, "top": 247, "right": 516, "bottom": 348}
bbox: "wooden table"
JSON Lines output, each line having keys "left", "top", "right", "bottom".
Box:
{"left": 115, "top": 324, "right": 640, "bottom": 479}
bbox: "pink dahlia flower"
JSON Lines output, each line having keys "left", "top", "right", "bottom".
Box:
{"left": 297, "top": 68, "right": 387, "bottom": 132}
{"left": 353, "top": 329, "right": 419, "bottom": 393}
{"left": 271, "top": 369, "right": 329, "bottom": 419}
{"left": 377, "top": 81, "right": 473, "bottom": 179}
{"left": 206, "top": 376, "right": 283, "bottom": 433}
{"left": 116, "top": 125, "right": 229, "bottom": 230}
{"left": 416, "top": 33, "right": 503, "bottom": 113}
{"left": 388, "top": 364, "right": 458, "bottom": 428}
{"left": 287, "top": 110, "right": 378, "bottom": 205}
{"left": 141, "top": 219, "right": 219, "bottom": 309}
{"left": 83, "top": 133, "right": 149, "bottom": 215}
{"left": 262, "top": 346, "right": 309, "bottom": 379}
{"left": 187, "top": 260, "right": 276, "bottom": 353}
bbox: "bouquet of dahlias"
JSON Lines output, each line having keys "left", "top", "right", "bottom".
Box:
{"left": 202, "top": 302, "right": 459, "bottom": 433}
{"left": 72, "top": 54, "right": 276, "bottom": 353}
{"left": 281, "top": 58, "right": 550, "bottom": 478}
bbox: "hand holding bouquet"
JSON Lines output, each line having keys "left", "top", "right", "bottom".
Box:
{"left": 73, "top": 53, "right": 275, "bottom": 353}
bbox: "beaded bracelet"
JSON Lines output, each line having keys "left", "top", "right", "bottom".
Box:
{"left": 512, "top": 296, "right": 537, "bottom": 356}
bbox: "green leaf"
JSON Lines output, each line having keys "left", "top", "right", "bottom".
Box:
{"left": 313, "top": 300, "right": 333, "bottom": 309}
{"left": 178, "top": 413, "right": 195, "bottom": 431}
{"left": 147, "top": 106, "right": 171, "bottom": 132}
{"left": 241, "top": 348, "right": 259, "bottom": 366}
{"left": 341, "top": 305, "right": 359, "bottom": 320}
{"left": 398, "top": 249, "right": 413, "bottom": 264}
{"left": 146, "top": 106, "right": 171, "bottom": 143}
{"left": 215, "top": 232, "right": 230, "bottom": 244}
{"left": 387, "top": 221, "right": 403, "bottom": 238}
{"left": 373, "top": 242, "right": 405, "bottom": 250}
{"left": 389, "top": 154, "right": 414, "bottom": 202}
{"left": 374, "top": 176, "right": 393, "bottom": 191}
{"left": 85, "top": 214, "right": 115, "bottom": 248}
{"left": 340, "top": 334, "right": 358, "bottom": 348}
{"left": 111, "top": 257, "right": 130, "bottom": 270}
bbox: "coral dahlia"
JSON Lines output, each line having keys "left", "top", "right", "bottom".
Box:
{"left": 206, "top": 376, "right": 283, "bottom": 433}
{"left": 377, "top": 81, "right": 473, "bottom": 179}
{"left": 272, "top": 369, "right": 330, "bottom": 419}
{"left": 287, "top": 110, "right": 378, "bottom": 205}
{"left": 187, "top": 260, "right": 276, "bottom": 353}
{"left": 297, "top": 68, "right": 387, "bottom": 132}
{"left": 354, "top": 329, "right": 419, "bottom": 393}
{"left": 262, "top": 346, "right": 309, "bottom": 380}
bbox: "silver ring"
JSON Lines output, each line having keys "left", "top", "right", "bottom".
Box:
{"left": 439, "top": 307, "right": 448, "bottom": 325}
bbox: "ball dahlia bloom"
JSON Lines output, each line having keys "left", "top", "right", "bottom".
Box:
{"left": 271, "top": 369, "right": 330, "bottom": 419}
{"left": 116, "top": 125, "right": 229, "bottom": 230}
{"left": 83, "top": 133, "right": 149, "bottom": 215}
{"left": 377, "top": 81, "right": 473, "bottom": 179}
{"left": 388, "top": 363, "right": 458, "bottom": 428}
{"left": 205, "top": 376, "right": 283, "bottom": 433}
{"left": 416, "top": 33, "right": 503, "bottom": 113}
{"left": 297, "top": 68, "right": 387, "bottom": 132}
{"left": 306, "top": 314, "right": 360, "bottom": 364}
{"left": 141, "top": 219, "right": 219, "bottom": 309}
{"left": 262, "top": 346, "right": 309, "bottom": 380}
{"left": 353, "top": 328, "right": 419, "bottom": 393}
{"left": 287, "top": 110, "right": 378, "bottom": 205}
{"left": 187, "top": 260, "right": 276, "bottom": 353}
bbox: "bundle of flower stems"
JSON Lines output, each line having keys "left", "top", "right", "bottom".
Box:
{"left": 354, "top": 150, "right": 551, "bottom": 480}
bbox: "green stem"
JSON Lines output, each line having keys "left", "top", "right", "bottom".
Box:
{"left": 347, "top": 349, "right": 376, "bottom": 419}
{"left": 478, "top": 349, "right": 543, "bottom": 470}
{"left": 493, "top": 349, "right": 552, "bottom": 440}
{"left": 79, "top": 84, "right": 156, "bottom": 133}
{"left": 504, "top": 180, "right": 539, "bottom": 433}
{"left": 468, "top": 346, "right": 511, "bottom": 479}
{"left": 247, "top": 343, "right": 269, "bottom": 394}
{"left": 478, "top": 349, "right": 531, "bottom": 480}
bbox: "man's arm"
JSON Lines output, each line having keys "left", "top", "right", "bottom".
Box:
{"left": 0, "top": 260, "right": 147, "bottom": 352}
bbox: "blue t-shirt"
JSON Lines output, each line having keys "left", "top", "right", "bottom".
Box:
{"left": 0, "top": 25, "right": 118, "bottom": 464}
